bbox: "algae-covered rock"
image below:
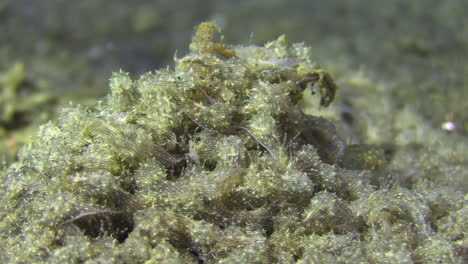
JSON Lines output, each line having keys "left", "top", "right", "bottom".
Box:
{"left": 0, "top": 22, "right": 466, "bottom": 264}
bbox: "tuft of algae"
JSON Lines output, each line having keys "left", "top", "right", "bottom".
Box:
{"left": 0, "top": 22, "right": 466, "bottom": 264}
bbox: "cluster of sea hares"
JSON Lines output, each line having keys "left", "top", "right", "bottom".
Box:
{"left": 0, "top": 23, "right": 465, "bottom": 263}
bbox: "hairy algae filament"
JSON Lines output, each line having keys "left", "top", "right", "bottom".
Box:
{"left": 0, "top": 22, "right": 464, "bottom": 264}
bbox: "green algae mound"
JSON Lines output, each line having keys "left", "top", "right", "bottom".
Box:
{"left": 0, "top": 23, "right": 466, "bottom": 264}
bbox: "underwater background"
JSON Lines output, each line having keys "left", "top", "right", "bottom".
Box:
{"left": 0, "top": 0, "right": 467, "bottom": 263}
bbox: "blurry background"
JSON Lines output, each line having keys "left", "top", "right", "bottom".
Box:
{"left": 1, "top": 0, "right": 468, "bottom": 169}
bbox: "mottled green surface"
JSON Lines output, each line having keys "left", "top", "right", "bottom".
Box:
{"left": 0, "top": 1, "right": 467, "bottom": 263}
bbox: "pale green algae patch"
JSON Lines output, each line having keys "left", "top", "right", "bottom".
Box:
{"left": 0, "top": 23, "right": 466, "bottom": 263}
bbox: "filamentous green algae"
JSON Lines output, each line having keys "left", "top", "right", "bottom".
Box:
{"left": 0, "top": 22, "right": 466, "bottom": 264}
